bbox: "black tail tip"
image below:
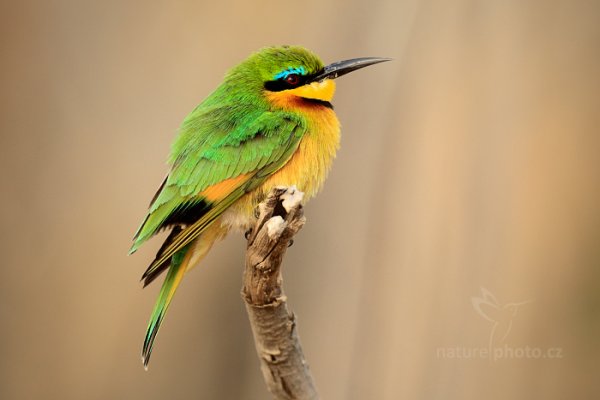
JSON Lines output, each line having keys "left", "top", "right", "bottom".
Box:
{"left": 141, "top": 353, "right": 151, "bottom": 371}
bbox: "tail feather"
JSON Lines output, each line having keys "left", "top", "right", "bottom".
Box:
{"left": 142, "top": 245, "right": 190, "bottom": 369}
{"left": 141, "top": 226, "right": 183, "bottom": 288}
{"left": 140, "top": 221, "right": 228, "bottom": 369}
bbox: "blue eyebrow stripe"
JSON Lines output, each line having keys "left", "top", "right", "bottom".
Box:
{"left": 274, "top": 66, "right": 306, "bottom": 80}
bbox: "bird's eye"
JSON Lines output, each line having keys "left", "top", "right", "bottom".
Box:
{"left": 284, "top": 74, "right": 300, "bottom": 85}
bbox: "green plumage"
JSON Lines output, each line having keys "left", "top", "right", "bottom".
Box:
{"left": 141, "top": 244, "right": 189, "bottom": 368}
{"left": 132, "top": 45, "right": 389, "bottom": 369}
{"left": 133, "top": 46, "right": 325, "bottom": 368}
{"left": 131, "top": 47, "right": 321, "bottom": 252}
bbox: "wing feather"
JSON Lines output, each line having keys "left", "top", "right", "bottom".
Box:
{"left": 144, "top": 126, "right": 303, "bottom": 272}
{"left": 130, "top": 109, "right": 306, "bottom": 254}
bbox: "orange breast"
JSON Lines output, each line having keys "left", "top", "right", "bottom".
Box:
{"left": 262, "top": 107, "right": 340, "bottom": 199}
{"left": 262, "top": 90, "right": 341, "bottom": 199}
{"left": 222, "top": 95, "right": 341, "bottom": 230}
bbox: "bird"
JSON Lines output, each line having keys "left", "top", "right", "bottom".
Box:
{"left": 130, "top": 45, "right": 390, "bottom": 368}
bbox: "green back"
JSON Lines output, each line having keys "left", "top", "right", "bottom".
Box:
{"left": 131, "top": 46, "right": 325, "bottom": 252}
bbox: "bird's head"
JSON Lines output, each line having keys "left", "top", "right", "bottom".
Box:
{"left": 223, "top": 46, "right": 390, "bottom": 109}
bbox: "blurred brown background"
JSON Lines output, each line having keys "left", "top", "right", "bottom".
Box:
{"left": 1, "top": 0, "right": 599, "bottom": 399}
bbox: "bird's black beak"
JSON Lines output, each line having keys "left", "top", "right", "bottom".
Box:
{"left": 309, "top": 57, "right": 391, "bottom": 82}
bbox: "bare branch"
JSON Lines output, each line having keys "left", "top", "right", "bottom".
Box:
{"left": 242, "top": 187, "right": 319, "bottom": 400}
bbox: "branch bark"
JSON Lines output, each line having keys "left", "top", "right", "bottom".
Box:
{"left": 242, "top": 186, "right": 319, "bottom": 400}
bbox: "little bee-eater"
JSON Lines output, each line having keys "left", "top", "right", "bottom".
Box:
{"left": 131, "top": 45, "right": 389, "bottom": 367}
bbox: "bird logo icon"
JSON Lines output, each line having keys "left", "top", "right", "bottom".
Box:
{"left": 471, "top": 287, "right": 532, "bottom": 349}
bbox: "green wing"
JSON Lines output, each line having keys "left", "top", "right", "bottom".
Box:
{"left": 130, "top": 108, "right": 307, "bottom": 255}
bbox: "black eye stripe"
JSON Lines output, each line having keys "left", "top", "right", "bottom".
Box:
{"left": 264, "top": 70, "right": 326, "bottom": 92}
{"left": 264, "top": 74, "right": 304, "bottom": 91}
